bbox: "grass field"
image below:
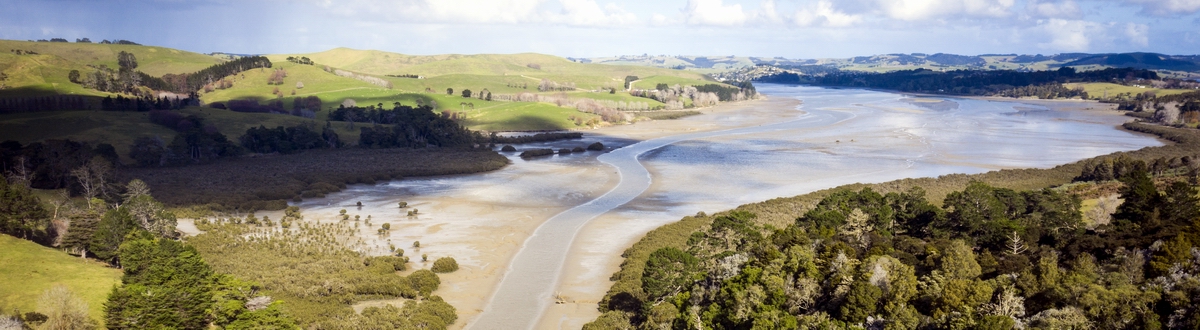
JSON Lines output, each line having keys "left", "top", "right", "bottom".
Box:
{"left": 0, "top": 234, "right": 122, "bottom": 323}
{"left": 629, "top": 75, "right": 718, "bottom": 90}
{"left": 0, "top": 40, "right": 221, "bottom": 77}
{"left": 458, "top": 102, "right": 597, "bottom": 131}
{"left": 1064, "top": 82, "right": 1196, "bottom": 99}
{"left": 0, "top": 53, "right": 110, "bottom": 98}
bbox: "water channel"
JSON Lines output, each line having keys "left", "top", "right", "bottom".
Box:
{"left": 293, "top": 85, "right": 1162, "bottom": 329}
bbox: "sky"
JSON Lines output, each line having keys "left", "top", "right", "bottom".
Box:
{"left": 1, "top": 0, "right": 1198, "bottom": 58}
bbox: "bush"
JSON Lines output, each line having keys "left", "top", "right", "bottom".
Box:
{"left": 587, "top": 142, "right": 605, "bottom": 151}
{"left": 431, "top": 257, "right": 459, "bottom": 273}
{"left": 519, "top": 149, "right": 555, "bottom": 158}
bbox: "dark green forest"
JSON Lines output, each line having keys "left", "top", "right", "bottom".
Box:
{"left": 590, "top": 173, "right": 1199, "bottom": 330}
{"left": 756, "top": 67, "right": 1159, "bottom": 99}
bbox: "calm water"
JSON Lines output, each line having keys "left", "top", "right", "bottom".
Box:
{"left": 298, "top": 85, "right": 1162, "bottom": 329}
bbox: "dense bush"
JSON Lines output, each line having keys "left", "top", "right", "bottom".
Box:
{"left": 240, "top": 123, "right": 341, "bottom": 154}
{"left": 431, "top": 257, "right": 459, "bottom": 273}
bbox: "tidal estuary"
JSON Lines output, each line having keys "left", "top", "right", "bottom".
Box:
{"left": 290, "top": 85, "right": 1161, "bottom": 329}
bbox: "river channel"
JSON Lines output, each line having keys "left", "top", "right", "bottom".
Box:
{"left": 291, "top": 85, "right": 1162, "bottom": 329}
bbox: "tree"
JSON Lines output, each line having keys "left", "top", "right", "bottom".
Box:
{"left": 105, "top": 233, "right": 214, "bottom": 330}
{"left": 88, "top": 206, "right": 137, "bottom": 264}
{"left": 37, "top": 285, "right": 96, "bottom": 330}
{"left": 1162, "top": 181, "right": 1199, "bottom": 226}
{"left": 70, "top": 157, "right": 113, "bottom": 205}
{"left": 1113, "top": 169, "right": 1162, "bottom": 229}
{"left": 117, "top": 51, "right": 137, "bottom": 71}
{"left": 0, "top": 178, "right": 50, "bottom": 240}
{"left": 124, "top": 190, "right": 176, "bottom": 238}
{"left": 642, "top": 247, "right": 698, "bottom": 299}
{"left": 128, "top": 136, "right": 169, "bottom": 167}
{"left": 461, "top": 89, "right": 472, "bottom": 98}
{"left": 446, "top": 88, "right": 453, "bottom": 95}
{"left": 68, "top": 70, "right": 81, "bottom": 84}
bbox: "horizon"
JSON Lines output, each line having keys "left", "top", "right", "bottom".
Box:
{"left": 2, "top": 0, "right": 1198, "bottom": 58}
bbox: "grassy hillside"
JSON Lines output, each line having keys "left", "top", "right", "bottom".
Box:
{"left": 0, "top": 40, "right": 221, "bottom": 76}
{"left": 1064, "top": 82, "right": 1195, "bottom": 99}
{"left": 0, "top": 234, "right": 122, "bottom": 323}
{"left": 0, "top": 53, "right": 107, "bottom": 98}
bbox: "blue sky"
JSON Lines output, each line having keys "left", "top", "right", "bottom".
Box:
{"left": 1, "top": 0, "right": 1197, "bottom": 58}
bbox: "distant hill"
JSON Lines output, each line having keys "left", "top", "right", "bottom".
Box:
{"left": 591, "top": 52, "right": 1200, "bottom": 75}
{"left": 1061, "top": 53, "right": 1200, "bottom": 71}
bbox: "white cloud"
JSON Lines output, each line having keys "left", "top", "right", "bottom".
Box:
{"left": 682, "top": 0, "right": 748, "bottom": 26}
{"left": 411, "top": 0, "right": 546, "bottom": 24}
{"left": 755, "top": 0, "right": 784, "bottom": 24}
{"left": 650, "top": 13, "right": 676, "bottom": 26}
{"left": 1036, "top": 18, "right": 1100, "bottom": 51}
{"left": 547, "top": 0, "right": 638, "bottom": 26}
{"left": 878, "top": 0, "right": 1015, "bottom": 21}
{"left": 793, "top": 1, "right": 862, "bottom": 27}
{"left": 1124, "top": 0, "right": 1200, "bottom": 17}
{"left": 1125, "top": 22, "right": 1149, "bottom": 46}
{"left": 1026, "top": 0, "right": 1080, "bottom": 18}
{"left": 316, "top": 0, "right": 635, "bottom": 27}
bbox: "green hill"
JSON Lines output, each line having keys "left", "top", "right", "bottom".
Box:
{"left": 0, "top": 234, "right": 122, "bottom": 323}
{"left": 0, "top": 40, "right": 222, "bottom": 76}
{"left": 1, "top": 39, "right": 743, "bottom": 134}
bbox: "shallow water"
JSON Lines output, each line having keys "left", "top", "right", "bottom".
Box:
{"left": 293, "top": 85, "right": 1161, "bottom": 329}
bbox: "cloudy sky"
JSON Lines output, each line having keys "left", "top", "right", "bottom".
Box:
{"left": 1, "top": 0, "right": 1198, "bottom": 58}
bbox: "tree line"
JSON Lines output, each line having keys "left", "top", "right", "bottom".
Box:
{"left": 159, "top": 56, "right": 273, "bottom": 94}
{"left": 757, "top": 67, "right": 1160, "bottom": 98}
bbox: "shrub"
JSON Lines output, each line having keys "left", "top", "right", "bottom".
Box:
{"left": 519, "top": 149, "right": 555, "bottom": 158}
{"left": 431, "top": 257, "right": 459, "bottom": 273}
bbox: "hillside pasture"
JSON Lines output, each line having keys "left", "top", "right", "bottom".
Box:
{"left": 0, "top": 40, "right": 222, "bottom": 77}
{"left": 1064, "top": 82, "right": 1195, "bottom": 99}
{"left": 0, "top": 234, "right": 122, "bottom": 323}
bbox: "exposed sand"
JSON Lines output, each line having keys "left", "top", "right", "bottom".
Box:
{"left": 178, "top": 88, "right": 1153, "bottom": 330}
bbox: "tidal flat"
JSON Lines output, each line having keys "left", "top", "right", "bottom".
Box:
{"left": 266, "top": 84, "right": 1159, "bottom": 330}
